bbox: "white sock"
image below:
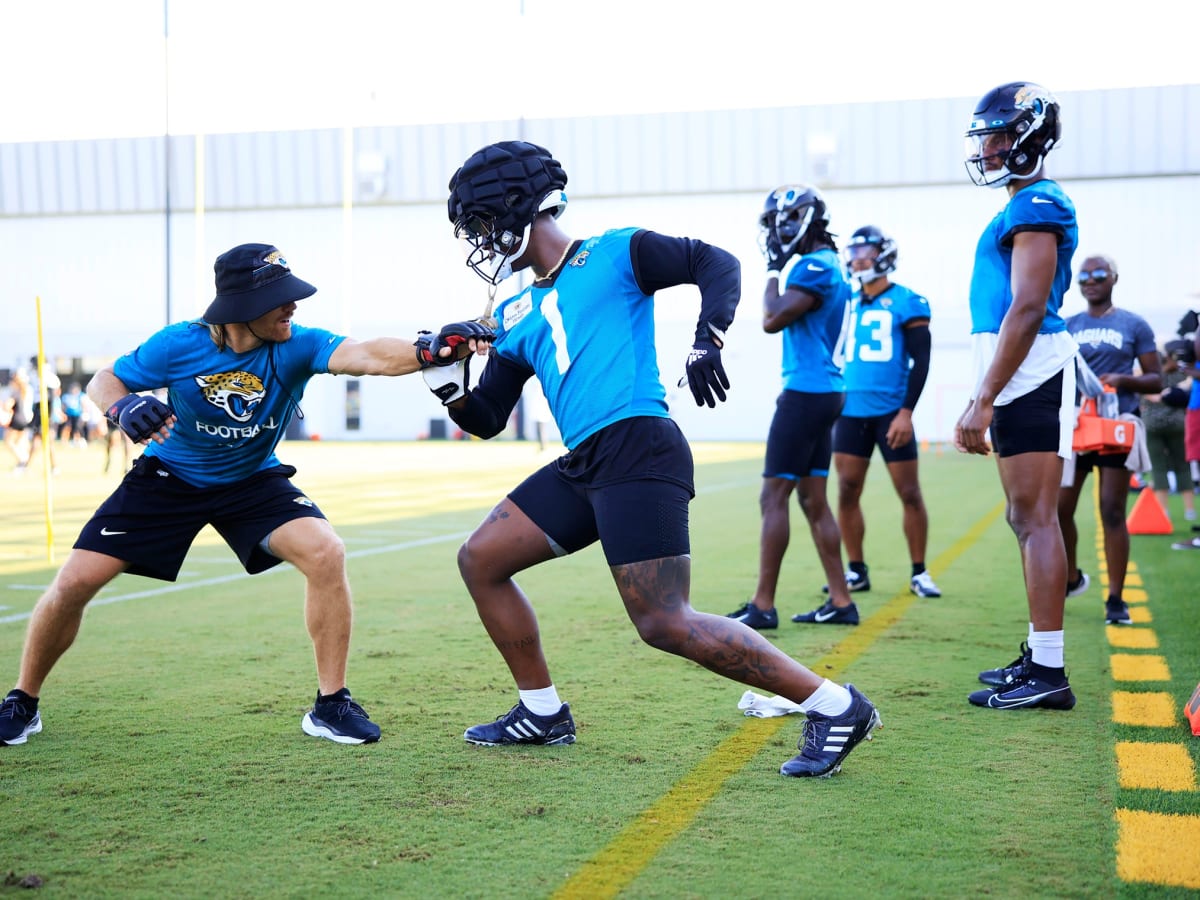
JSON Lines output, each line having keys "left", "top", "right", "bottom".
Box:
{"left": 798, "top": 679, "right": 852, "bottom": 717}
{"left": 519, "top": 685, "right": 563, "bottom": 716}
{"left": 1027, "top": 629, "right": 1065, "bottom": 669}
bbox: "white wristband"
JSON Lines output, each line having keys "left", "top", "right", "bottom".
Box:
{"left": 765, "top": 272, "right": 780, "bottom": 281}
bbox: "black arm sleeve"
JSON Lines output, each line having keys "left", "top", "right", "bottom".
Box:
{"left": 446, "top": 352, "right": 532, "bottom": 439}
{"left": 901, "top": 324, "right": 932, "bottom": 411}
{"left": 629, "top": 229, "right": 741, "bottom": 341}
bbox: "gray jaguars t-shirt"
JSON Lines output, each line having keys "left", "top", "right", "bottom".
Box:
{"left": 1066, "top": 307, "right": 1157, "bottom": 414}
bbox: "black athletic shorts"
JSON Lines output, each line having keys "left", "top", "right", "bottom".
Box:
{"left": 74, "top": 456, "right": 326, "bottom": 581}
{"left": 991, "top": 370, "right": 1066, "bottom": 458}
{"left": 508, "top": 416, "right": 694, "bottom": 566}
{"left": 832, "top": 410, "right": 919, "bottom": 463}
{"left": 764, "top": 390, "right": 844, "bottom": 479}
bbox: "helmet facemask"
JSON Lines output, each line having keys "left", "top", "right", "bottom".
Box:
{"left": 845, "top": 227, "right": 898, "bottom": 285}
{"left": 964, "top": 84, "right": 1060, "bottom": 189}
{"left": 453, "top": 189, "right": 568, "bottom": 286}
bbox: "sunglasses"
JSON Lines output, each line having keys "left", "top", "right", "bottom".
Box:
{"left": 1077, "top": 269, "right": 1111, "bottom": 284}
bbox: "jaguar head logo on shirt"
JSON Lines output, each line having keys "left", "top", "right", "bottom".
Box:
{"left": 194, "top": 370, "right": 266, "bottom": 423}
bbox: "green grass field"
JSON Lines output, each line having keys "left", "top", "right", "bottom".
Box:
{"left": 1, "top": 439, "right": 1198, "bottom": 898}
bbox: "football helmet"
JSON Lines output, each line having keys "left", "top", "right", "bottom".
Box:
{"left": 964, "top": 82, "right": 1061, "bottom": 189}
{"left": 759, "top": 184, "right": 829, "bottom": 258}
{"left": 845, "top": 225, "right": 898, "bottom": 285}
{"left": 447, "top": 141, "right": 568, "bottom": 285}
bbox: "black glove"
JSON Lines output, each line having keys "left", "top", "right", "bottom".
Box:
{"left": 106, "top": 393, "right": 173, "bottom": 442}
{"left": 685, "top": 337, "right": 730, "bottom": 408}
{"left": 421, "top": 356, "right": 472, "bottom": 405}
{"left": 763, "top": 228, "right": 791, "bottom": 273}
{"left": 415, "top": 320, "right": 494, "bottom": 369}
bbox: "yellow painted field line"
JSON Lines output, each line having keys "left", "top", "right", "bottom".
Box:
{"left": 1116, "top": 809, "right": 1200, "bottom": 889}
{"left": 1111, "top": 691, "right": 1177, "bottom": 727}
{"left": 1115, "top": 741, "right": 1198, "bottom": 791}
{"left": 552, "top": 501, "right": 1006, "bottom": 900}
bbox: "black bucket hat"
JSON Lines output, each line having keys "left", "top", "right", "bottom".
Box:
{"left": 203, "top": 243, "right": 317, "bottom": 325}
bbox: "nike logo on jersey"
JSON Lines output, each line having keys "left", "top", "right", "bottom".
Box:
{"left": 807, "top": 263, "right": 824, "bottom": 272}
{"left": 1031, "top": 197, "right": 1055, "bottom": 204}
{"left": 99, "top": 527, "right": 127, "bottom": 536}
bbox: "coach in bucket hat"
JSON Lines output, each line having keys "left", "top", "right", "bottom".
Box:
{"left": 203, "top": 243, "right": 317, "bottom": 325}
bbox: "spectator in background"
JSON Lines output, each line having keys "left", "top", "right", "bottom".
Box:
{"left": 60, "top": 381, "right": 86, "bottom": 447}
{"left": 832, "top": 225, "right": 940, "bottom": 600}
{"left": 1058, "top": 255, "right": 1160, "bottom": 625}
{"left": 4, "top": 367, "right": 32, "bottom": 472}
{"left": 1172, "top": 322, "right": 1200, "bottom": 550}
{"left": 1141, "top": 349, "right": 1196, "bottom": 524}
{"left": 726, "top": 184, "right": 856, "bottom": 630}
{"left": 955, "top": 81, "right": 1079, "bottom": 711}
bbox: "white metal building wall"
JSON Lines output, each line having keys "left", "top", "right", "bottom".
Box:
{"left": 2, "top": 86, "right": 1197, "bottom": 442}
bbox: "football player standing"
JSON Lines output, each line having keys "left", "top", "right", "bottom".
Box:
{"left": 833, "top": 225, "right": 941, "bottom": 600}
{"left": 955, "top": 83, "right": 1080, "bottom": 711}
{"left": 727, "top": 186, "right": 858, "bottom": 629}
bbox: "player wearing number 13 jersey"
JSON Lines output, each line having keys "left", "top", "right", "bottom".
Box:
{"left": 429, "top": 141, "right": 882, "bottom": 779}
{"left": 833, "top": 225, "right": 940, "bottom": 599}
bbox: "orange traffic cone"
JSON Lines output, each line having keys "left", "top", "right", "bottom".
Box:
{"left": 1126, "top": 488, "right": 1172, "bottom": 535}
{"left": 1188, "top": 681, "right": 1200, "bottom": 737}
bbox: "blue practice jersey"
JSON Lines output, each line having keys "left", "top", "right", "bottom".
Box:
{"left": 843, "top": 282, "right": 931, "bottom": 417}
{"left": 968, "top": 179, "right": 1077, "bottom": 335}
{"left": 113, "top": 321, "right": 344, "bottom": 487}
{"left": 492, "top": 228, "right": 668, "bottom": 449}
{"left": 781, "top": 247, "right": 851, "bottom": 392}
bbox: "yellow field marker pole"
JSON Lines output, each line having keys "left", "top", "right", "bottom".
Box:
{"left": 35, "top": 296, "right": 54, "bottom": 562}
{"left": 553, "top": 500, "right": 1006, "bottom": 900}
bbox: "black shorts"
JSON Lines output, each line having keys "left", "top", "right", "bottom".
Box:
{"left": 1074, "top": 449, "right": 1131, "bottom": 473}
{"left": 764, "top": 390, "right": 844, "bottom": 479}
{"left": 508, "top": 416, "right": 694, "bottom": 566}
{"left": 991, "top": 370, "right": 1066, "bottom": 458}
{"left": 832, "top": 410, "right": 919, "bottom": 463}
{"left": 74, "top": 456, "right": 326, "bottom": 581}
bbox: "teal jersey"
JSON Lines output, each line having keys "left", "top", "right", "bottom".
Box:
{"left": 780, "top": 247, "right": 851, "bottom": 392}
{"left": 113, "top": 321, "right": 344, "bottom": 487}
{"left": 843, "top": 282, "right": 931, "bottom": 417}
{"left": 968, "top": 179, "right": 1077, "bottom": 335}
{"left": 492, "top": 227, "right": 669, "bottom": 449}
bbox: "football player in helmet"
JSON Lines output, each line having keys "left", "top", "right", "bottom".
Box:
{"left": 0, "top": 243, "right": 493, "bottom": 748}
{"left": 955, "top": 82, "right": 1081, "bottom": 712}
{"left": 1059, "top": 255, "right": 1160, "bottom": 624}
{"left": 432, "top": 141, "right": 879, "bottom": 778}
{"left": 831, "top": 225, "right": 940, "bottom": 600}
{"left": 727, "top": 184, "right": 858, "bottom": 631}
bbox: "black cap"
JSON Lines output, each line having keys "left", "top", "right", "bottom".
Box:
{"left": 203, "top": 243, "right": 317, "bottom": 325}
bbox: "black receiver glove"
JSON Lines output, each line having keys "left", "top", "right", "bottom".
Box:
{"left": 415, "top": 320, "right": 494, "bottom": 369}
{"left": 764, "top": 229, "right": 791, "bottom": 273}
{"left": 106, "top": 393, "right": 174, "bottom": 443}
{"left": 684, "top": 324, "right": 730, "bottom": 408}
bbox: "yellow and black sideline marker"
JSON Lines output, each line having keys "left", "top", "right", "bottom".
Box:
{"left": 1090, "top": 493, "right": 1200, "bottom": 890}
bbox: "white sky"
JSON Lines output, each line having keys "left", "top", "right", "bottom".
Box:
{"left": 1, "top": 0, "right": 1195, "bottom": 143}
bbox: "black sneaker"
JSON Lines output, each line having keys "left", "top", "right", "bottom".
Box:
{"left": 0, "top": 691, "right": 42, "bottom": 746}
{"left": 1105, "top": 598, "right": 1132, "bottom": 625}
{"left": 822, "top": 570, "right": 870, "bottom": 594}
{"left": 780, "top": 684, "right": 881, "bottom": 777}
{"left": 726, "top": 602, "right": 779, "bottom": 630}
{"left": 978, "top": 642, "right": 1031, "bottom": 687}
{"left": 968, "top": 668, "right": 1076, "bottom": 710}
{"left": 301, "top": 689, "right": 381, "bottom": 744}
{"left": 464, "top": 701, "right": 576, "bottom": 746}
{"left": 792, "top": 600, "right": 859, "bottom": 625}
{"left": 1065, "top": 570, "right": 1090, "bottom": 598}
